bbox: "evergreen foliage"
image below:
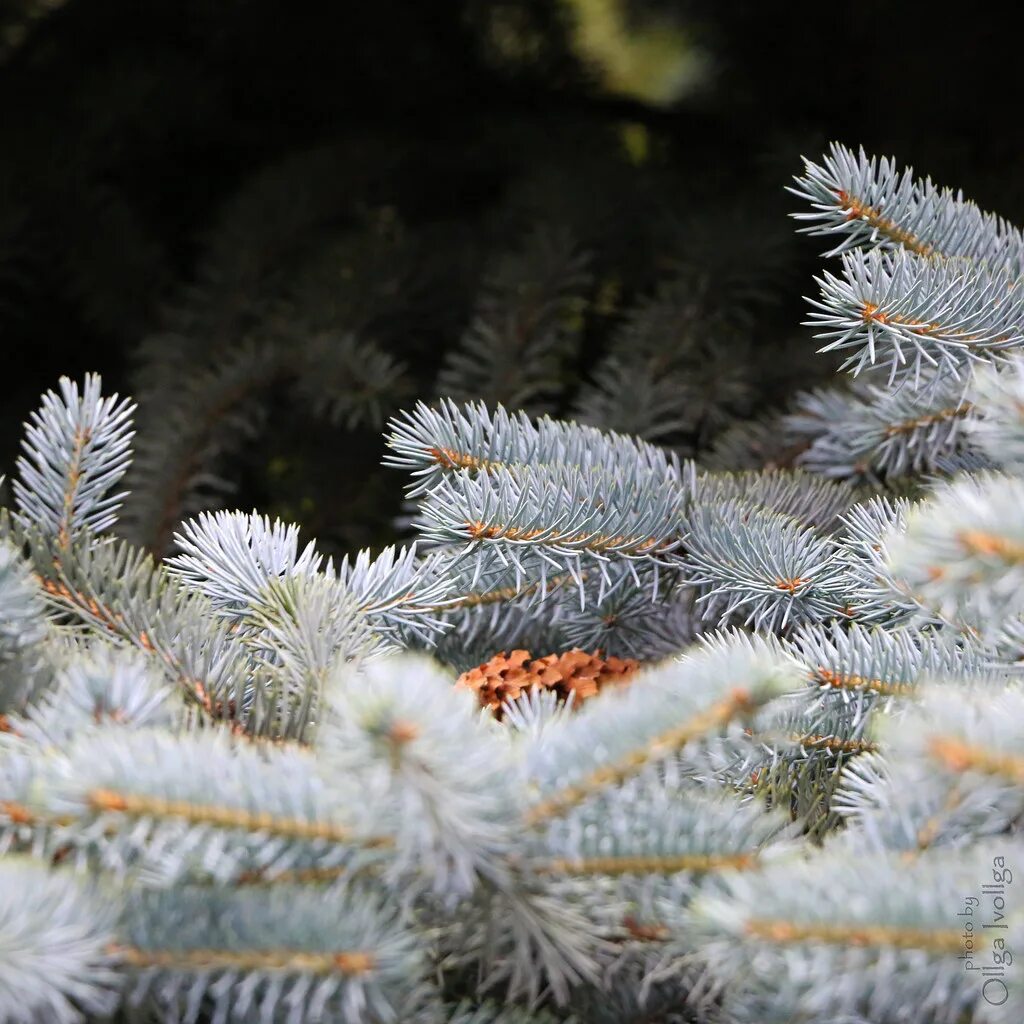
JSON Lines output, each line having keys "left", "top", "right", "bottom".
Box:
{"left": 3, "top": 145, "right": 1024, "bottom": 1022}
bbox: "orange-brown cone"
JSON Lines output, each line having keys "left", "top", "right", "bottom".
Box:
{"left": 456, "top": 648, "right": 639, "bottom": 715}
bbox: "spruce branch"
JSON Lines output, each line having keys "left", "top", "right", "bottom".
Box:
{"left": 836, "top": 494, "right": 922, "bottom": 624}
{"left": 0, "top": 859, "right": 120, "bottom": 1024}
{"left": 10, "top": 146, "right": 1024, "bottom": 1021}
{"left": 167, "top": 510, "right": 325, "bottom": 623}
{"left": 415, "top": 552, "right": 691, "bottom": 666}
{"left": 13, "top": 374, "right": 135, "bottom": 548}
{"left": 683, "top": 497, "right": 853, "bottom": 632}
{"left": 884, "top": 683, "right": 1024, "bottom": 791}
{"left": 790, "top": 142, "right": 1024, "bottom": 271}
{"left": 689, "top": 468, "right": 857, "bottom": 534}
{"left": 831, "top": 674, "right": 1024, "bottom": 856}
{"left": 689, "top": 845, "right": 1023, "bottom": 1024}
{"left": 442, "top": 881, "right": 601, "bottom": 1004}
{"left": 319, "top": 655, "right": 603, "bottom": 1001}
{"left": 790, "top": 620, "right": 994, "bottom": 703}
{"left": 337, "top": 544, "right": 454, "bottom": 649}
{"left": 168, "top": 512, "right": 377, "bottom": 716}
{"left": 786, "top": 377, "right": 979, "bottom": 480}
{"left": 320, "top": 654, "right": 518, "bottom": 899}
{"left": 113, "top": 883, "right": 435, "bottom": 1024}
{"left": 19, "top": 530, "right": 253, "bottom": 723}
{"left": 0, "top": 539, "right": 55, "bottom": 714}
{"left": 835, "top": 744, "right": 1023, "bottom": 855}
{"left": 549, "top": 562, "right": 696, "bottom": 660}
{"left": 170, "top": 510, "right": 449, "bottom": 666}
{"left": 884, "top": 472, "right": 1024, "bottom": 632}
{"left": 2, "top": 644, "right": 174, "bottom": 752}
{"left": 0, "top": 726, "right": 388, "bottom": 884}
{"left": 765, "top": 622, "right": 1000, "bottom": 780}
{"left": 384, "top": 398, "right": 685, "bottom": 499}
{"left": 416, "top": 461, "right": 686, "bottom": 596}
{"left": 967, "top": 356, "right": 1024, "bottom": 468}
{"left": 807, "top": 248, "right": 1024, "bottom": 388}
{"left": 528, "top": 770, "right": 794, "bottom": 896}
{"left": 208, "top": 573, "right": 375, "bottom": 740}
{"left": 512, "top": 772, "right": 800, "bottom": 1013}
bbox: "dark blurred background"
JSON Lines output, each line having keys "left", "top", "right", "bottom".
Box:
{"left": 1, "top": 0, "right": 1020, "bottom": 557}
